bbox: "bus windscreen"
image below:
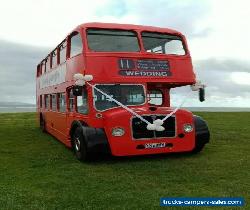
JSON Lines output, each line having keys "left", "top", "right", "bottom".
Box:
{"left": 94, "top": 84, "right": 145, "bottom": 111}
{"left": 142, "top": 32, "right": 186, "bottom": 55}
{"left": 87, "top": 29, "right": 140, "bottom": 52}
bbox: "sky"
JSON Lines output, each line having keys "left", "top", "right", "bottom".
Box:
{"left": 0, "top": 0, "right": 249, "bottom": 107}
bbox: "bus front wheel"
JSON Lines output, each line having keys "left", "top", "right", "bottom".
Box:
{"left": 72, "top": 127, "right": 92, "bottom": 161}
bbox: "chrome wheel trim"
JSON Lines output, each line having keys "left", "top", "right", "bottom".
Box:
{"left": 74, "top": 137, "right": 81, "bottom": 152}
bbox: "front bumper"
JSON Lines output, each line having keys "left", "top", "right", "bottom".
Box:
{"left": 104, "top": 109, "right": 196, "bottom": 156}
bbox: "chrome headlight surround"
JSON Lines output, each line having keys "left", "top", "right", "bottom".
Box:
{"left": 112, "top": 127, "right": 125, "bottom": 137}
{"left": 183, "top": 124, "right": 193, "bottom": 133}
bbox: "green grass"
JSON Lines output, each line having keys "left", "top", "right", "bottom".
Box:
{"left": 0, "top": 112, "right": 249, "bottom": 210}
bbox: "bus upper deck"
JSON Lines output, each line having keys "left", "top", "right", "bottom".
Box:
{"left": 37, "top": 22, "right": 195, "bottom": 87}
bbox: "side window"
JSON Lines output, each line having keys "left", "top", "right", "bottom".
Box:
{"left": 58, "top": 93, "right": 66, "bottom": 112}
{"left": 77, "top": 88, "right": 88, "bottom": 114}
{"left": 52, "top": 94, "right": 57, "bottom": 111}
{"left": 41, "top": 61, "right": 45, "bottom": 74}
{"left": 52, "top": 49, "right": 57, "bottom": 68}
{"left": 70, "top": 32, "right": 83, "bottom": 57}
{"left": 59, "top": 40, "right": 67, "bottom": 64}
{"left": 147, "top": 90, "right": 163, "bottom": 106}
{"left": 45, "top": 95, "right": 50, "bottom": 110}
{"left": 45, "top": 56, "right": 51, "bottom": 71}
{"left": 40, "top": 95, "right": 43, "bottom": 108}
{"left": 37, "top": 65, "right": 41, "bottom": 77}
{"left": 49, "top": 94, "right": 52, "bottom": 109}
{"left": 68, "top": 89, "right": 75, "bottom": 112}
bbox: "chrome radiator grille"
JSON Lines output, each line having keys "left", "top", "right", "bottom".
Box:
{"left": 132, "top": 115, "right": 176, "bottom": 139}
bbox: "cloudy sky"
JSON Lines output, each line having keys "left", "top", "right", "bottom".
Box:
{"left": 0, "top": 0, "right": 249, "bottom": 107}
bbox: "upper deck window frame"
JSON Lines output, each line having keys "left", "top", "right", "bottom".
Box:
{"left": 51, "top": 48, "right": 58, "bottom": 69}
{"left": 86, "top": 28, "right": 141, "bottom": 53}
{"left": 45, "top": 55, "right": 51, "bottom": 72}
{"left": 141, "top": 31, "right": 187, "bottom": 56}
{"left": 41, "top": 60, "right": 46, "bottom": 74}
{"left": 59, "top": 39, "right": 67, "bottom": 64}
{"left": 69, "top": 31, "right": 83, "bottom": 58}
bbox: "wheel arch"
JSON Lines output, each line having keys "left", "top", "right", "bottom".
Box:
{"left": 70, "top": 120, "right": 110, "bottom": 154}
{"left": 193, "top": 115, "right": 210, "bottom": 151}
{"left": 70, "top": 120, "right": 88, "bottom": 140}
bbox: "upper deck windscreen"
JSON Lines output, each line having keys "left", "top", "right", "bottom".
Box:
{"left": 142, "top": 32, "right": 186, "bottom": 55}
{"left": 87, "top": 29, "right": 140, "bottom": 52}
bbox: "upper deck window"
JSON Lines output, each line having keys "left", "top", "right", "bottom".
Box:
{"left": 142, "top": 32, "right": 186, "bottom": 55}
{"left": 59, "top": 40, "right": 67, "bottom": 64}
{"left": 45, "top": 56, "right": 51, "bottom": 71}
{"left": 70, "top": 32, "right": 82, "bottom": 57}
{"left": 41, "top": 61, "right": 45, "bottom": 74}
{"left": 87, "top": 29, "right": 140, "bottom": 52}
{"left": 52, "top": 49, "right": 57, "bottom": 68}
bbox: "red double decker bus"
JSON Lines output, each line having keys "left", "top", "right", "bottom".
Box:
{"left": 36, "top": 22, "right": 209, "bottom": 161}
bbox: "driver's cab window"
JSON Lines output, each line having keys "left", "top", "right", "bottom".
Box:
{"left": 147, "top": 90, "right": 163, "bottom": 106}
{"left": 77, "top": 88, "right": 88, "bottom": 114}
{"left": 68, "top": 89, "right": 75, "bottom": 112}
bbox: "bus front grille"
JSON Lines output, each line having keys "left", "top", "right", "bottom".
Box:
{"left": 132, "top": 115, "right": 176, "bottom": 139}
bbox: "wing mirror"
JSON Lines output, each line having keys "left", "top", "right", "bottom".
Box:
{"left": 72, "top": 85, "right": 83, "bottom": 96}
{"left": 191, "top": 81, "right": 206, "bottom": 102}
{"left": 199, "top": 88, "right": 205, "bottom": 102}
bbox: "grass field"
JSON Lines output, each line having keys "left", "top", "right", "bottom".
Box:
{"left": 0, "top": 112, "right": 249, "bottom": 210}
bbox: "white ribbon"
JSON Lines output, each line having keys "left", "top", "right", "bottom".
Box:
{"left": 86, "top": 81, "right": 151, "bottom": 125}
{"left": 74, "top": 73, "right": 203, "bottom": 131}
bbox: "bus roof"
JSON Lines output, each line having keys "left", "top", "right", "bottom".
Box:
{"left": 75, "top": 22, "right": 183, "bottom": 36}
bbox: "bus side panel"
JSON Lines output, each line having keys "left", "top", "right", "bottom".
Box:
{"left": 48, "top": 111, "right": 69, "bottom": 146}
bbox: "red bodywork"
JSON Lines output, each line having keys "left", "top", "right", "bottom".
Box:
{"left": 36, "top": 22, "right": 197, "bottom": 156}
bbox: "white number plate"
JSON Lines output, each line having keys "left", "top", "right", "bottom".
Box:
{"left": 145, "top": 142, "right": 166, "bottom": 149}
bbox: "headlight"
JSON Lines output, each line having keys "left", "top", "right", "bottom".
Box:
{"left": 112, "top": 127, "right": 125, "bottom": 137}
{"left": 183, "top": 124, "right": 193, "bottom": 133}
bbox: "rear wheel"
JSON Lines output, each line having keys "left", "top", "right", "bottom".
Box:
{"left": 72, "top": 127, "right": 92, "bottom": 161}
{"left": 40, "top": 116, "right": 46, "bottom": 133}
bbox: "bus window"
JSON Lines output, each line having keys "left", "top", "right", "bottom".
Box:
{"left": 36, "top": 65, "right": 40, "bottom": 77}
{"left": 70, "top": 32, "right": 82, "bottom": 57}
{"left": 49, "top": 94, "right": 52, "bottom": 109}
{"left": 94, "top": 84, "right": 145, "bottom": 111}
{"left": 77, "top": 88, "right": 88, "bottom": 114}
{"left": 59, "top": 40, "right": 67, "bottom": 64}
{"left": 40, "top": 95, "right": 43, "bottom": 108}
{"left": 52, "top": 94, "right": 57, "bottom": 111}
{"left": 51, "top": 49, "right": 57, "bottom": 68}
{"left": 68, "top": 89, "right": 75, "bottom": 112}
{"left": 45, "top": 56, "right": 51, "bottom": 71}
{"left": 45, "top": 95, "right": 50, "bottom": 109}
{"left": 58, "top": 93, "right": 66, "bottom": 112}
{"left": 147, "top": 90, "right": 163, "bottom": 106}
{"left": 142, "top": 32, "right": 186, "bottom": 55}
{"left": 87, "top": 29, "right": 140, "bottom": 52}
{"left": 41, "top": 61, "right": 45, "bottom": 74}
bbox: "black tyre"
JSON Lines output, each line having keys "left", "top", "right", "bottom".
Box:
{"left": 191, "top": 141, "right": 206, "bottom": 154}
{"left": 40, "top": 116, "right": 47, "bottom": 133}
{"left": 191, "top": 115, "right": 210, "bottom": 154}
{"left": 72, "top": 127, "right": 92, "bottom": 161}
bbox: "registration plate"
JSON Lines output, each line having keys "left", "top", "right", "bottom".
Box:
{"left": 145, "top": 142, "right": 166, "bottom": 149}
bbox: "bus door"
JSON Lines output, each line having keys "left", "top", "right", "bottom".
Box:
{"left": 75, "top": 86, "right": 89, "bottom": 122}
{"left": 66, "top": 88, "right": 76, "bottom": 132}
{"left": 66, "top": 87, "right": 89, "bottom": 135}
